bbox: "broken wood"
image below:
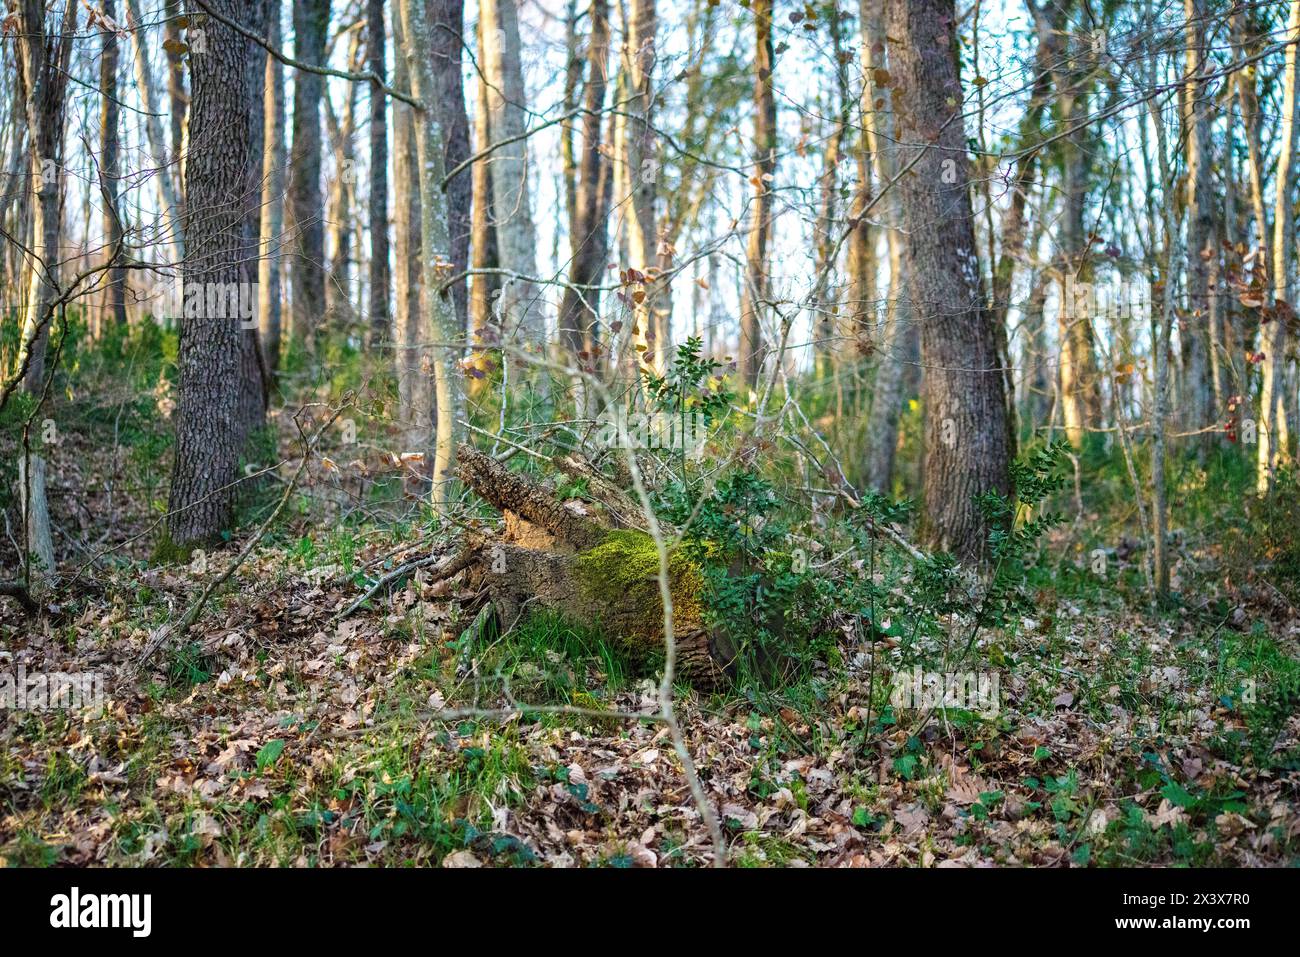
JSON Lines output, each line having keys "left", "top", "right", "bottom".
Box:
{"left": 455, "top": 445, "right": 736, "bottom": 686}
{"left": 339, "top": 540, "right": 481, "bottom": 619}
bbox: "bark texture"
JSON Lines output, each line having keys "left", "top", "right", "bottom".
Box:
{"left": 99, "top": 0, "right": 128, "bottom": 330}
{"left": 167, "top": 0, "right": 262, "bottom": 546}
{"left": 737, "top": 0, "right": 776, "bottom": 391}
{"left": 367, "top": 0, "right": 391, "bottom": 346}
{"left": 399, "top": 0, "right": 466, "bottom": 509}
{"left": 428, "top": 0, "right": 472, "bottom": 333}
{"left": 288, "top": 0, "right": 331, "bottom": 344}
{"left": 258, "top": 0, "right": 286, "bottom": 372}
{"left": 1259, "top": 0, "right": 1299, "bottom": 491}
{"left": 886, "top": 0, "right": 1010, "bottom": 560}
{"left": 480, "top": 0, "right": 545, "bottom": 346}
{"left": 558, "top": 0, "right": 612, "bottom": 364}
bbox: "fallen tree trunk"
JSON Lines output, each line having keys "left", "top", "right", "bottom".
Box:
{"left": 456, "top": 446, "right": 736, "bottom": 686}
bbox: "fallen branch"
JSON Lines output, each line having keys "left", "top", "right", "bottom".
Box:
{"left": 338, "top": 541, "right": 481, "bottom": 620}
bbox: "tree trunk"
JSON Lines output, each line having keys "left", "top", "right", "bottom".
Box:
{"left": 558, "top": 0, "right": 612, "bottom": 369}
{"left": 860, "top": 0, "right": 911, "bottom": 494}
{"left": 811, "top": 8, "right": 849, "bottom": 378}
{"left": 1232, "top": 11, "right": 1270, "bottom": 252}
{"left": 99, "top": 0, "right": 127, "bottom": 330}
{"left": 737, "top": 0, "right": 776, "bottom": 391}
{"left": 1053, "top": 21, "right": 1103, "bottom": 449}
{"left": 14, "top": 1, "right": 71, "bottom": 591}
{"left": 15, "top": 0, "right": 76, "bottom": 394}
{"left": 164, "top": 0, "right": 187, "bottom": 173}
{"left": 456, "top": 446, "right": 734, "bottom": 685}
{"left": 288, "top": 0, "right": 331, "bottom": 346}
{"left": 324, "top": 34, "right": 361, "bottom": 333}
{"left": 1182, "top": 0, "right": 1215, "bottom": 445}
{"left": 238, "top": 0, "right": 270, "bottom": 440}
{"left": 624, "top": 0, "right": 666, "bottom": 372}
{"left": 12, "top": 0, "right": 74, "bottom": 590}
{"left": 367, "top": 0, "right": 391, "bottom": 347}
{"left": 469, "top": 11, "right": 501, "bottom": 336}
{"left": 399, "top": 0, "right": 466, "bottom": 510}
{"left": 844, "top": 139, "right": 874, "bottom": 364}
{"left": 391, "top": 4, "right": 427, "bottom": 445}
{"left": 258, "top": 0, "right": 286, "bottom": 372}
{"left": 124, "top": 0, "right": 186, "bottom": 262}
{"left": 167, "top": 0, "right": 262, "bottom": 547}
{"left": 886, "top": 0, "right": 1010, "bottom": 560}
{"left": 480, "top": 0, "right": 546, "bottom": 347}
{"left": 18, "top": 455, "right": 56, "bottom": 583}
{"left": 428, "top": 0, "right": 472, "bottom": 334}
{"left": 1260, "top": 0, "right": 1299, "bottom": 492}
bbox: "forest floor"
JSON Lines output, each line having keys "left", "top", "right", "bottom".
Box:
{"left": 3, "top": 396, "right": 1300, "bottom": 867}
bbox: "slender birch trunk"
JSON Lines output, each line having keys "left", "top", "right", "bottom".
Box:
{"left": 1259, "top": 0, "right": 1299, "bottom": 491}
{"left": 258, "top": 0, "right": 286, "bottom": 372}
{"left": 480, "top": 0, "right": 545, "bottom": 347}
{"left": 399, "top": 0, "right": 464, "bottom": 510}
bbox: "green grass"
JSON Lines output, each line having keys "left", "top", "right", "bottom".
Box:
{"left": 473, "top": 609, "right": 647, "bottom": 708}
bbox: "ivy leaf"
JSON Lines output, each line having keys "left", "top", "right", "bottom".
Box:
{"left": 256, "top": 738, "right": 285, "bottom": 772}
{"left": 1160, "top": 781, "right": 1197, "bottom": 809}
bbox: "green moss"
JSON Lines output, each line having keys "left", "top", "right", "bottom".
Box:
{"left": 574, "top": 529, "right": 705, "bottom": 636}
{"left": 151, "top": 533, "right": 192, "bottom": 566}
{"left": 152, "top": 531, "right": 220, "bottom": 566}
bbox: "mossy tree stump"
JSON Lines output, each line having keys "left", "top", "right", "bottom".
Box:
{"left": 457, "top": 447, "right": 735, "bottom": 686}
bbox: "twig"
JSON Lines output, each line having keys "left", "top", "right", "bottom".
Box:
{"left": 337, "top": 541, "right": 480, "bottom": 620}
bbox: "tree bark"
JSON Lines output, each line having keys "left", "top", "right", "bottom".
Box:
{"left": 164, "top": 0, "right": 188, "bottom": 173}
{"left": 456, "top": 446, "right": 734, "bottom": 685}
{"left": 167, "top": 0, "right": 263, "bottom": 546}
{"left": 99, "top": 0, "right": 128, "bottom": 330}
{"left": 811, "top": 6, "right": 849, "bottom": 378}
{"left": 428, "top": 0, "right": 472, "bottom": 334}
{"left": 287, "top": 0, "right": 331, "bottom": 346}
{"left": 391, "top": 4, "right": 427, "bottom": 444}
{"left": 1182, "top": 0, "right": 1215, "bottom": 444}
{"left": 470, "top": 12, "right": 501, "bottom": 336}
{"left": 399, "top": 0, "right": 466, "bottom": 510}
{"left": 367, "top": 0, "right": 391, "bottom": 347}
{"left": 15, "top": 0, "right": 76, "bottom": 394}
{"left": 886, "top": 0, "right": 1010, "bottom": 560}
{"left": 737, "top": 0, "right": 776, "bottom": 391}
{"left": 1260, "top": 0, "right": 1299, "bottom": 492}
{"left": 558, "top": 0, "right": 612, "bottom": 369}
{"left": 480, "top": 0, "right": 546, "bottom": 347}
{"left": 258, "top": 0, "right": 286, "bottom": 372}
{"left": 13, "top": 0, "right": 75, "bottom": 590}
{"left": 624, "top": 0, "right": 666, "bottom": 371}
{"left": 324, "top": 33, "right": 361, "bottom": 333}
{"left": 1053, "top": 18, "right": 1103, "bottom": 449}
{"left": 860, "top": 0, "right": 912, "bottom": 494}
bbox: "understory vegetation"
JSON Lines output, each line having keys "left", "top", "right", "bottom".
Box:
{"left": 2, "top": 324, "right": 1297, "bottom": 867}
